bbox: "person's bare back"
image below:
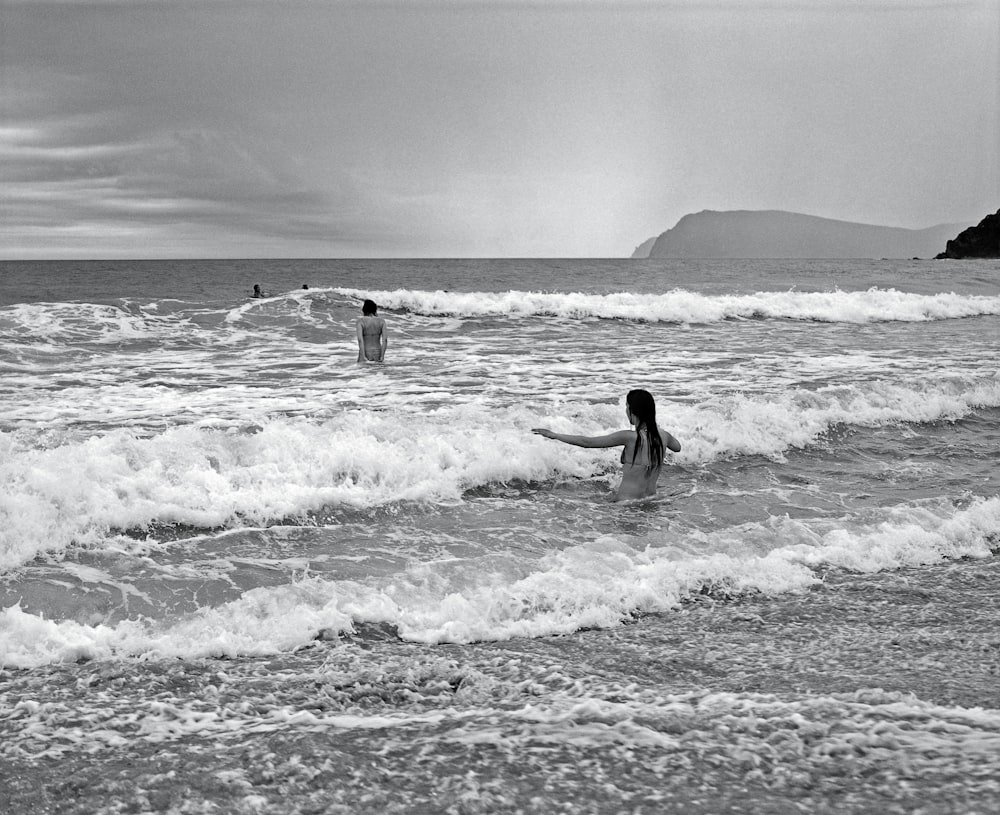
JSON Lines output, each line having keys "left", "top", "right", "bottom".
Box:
{"left": 532, "top": 389, "right": 681, "bottom": 502}
{"left": 356, "top": 300, "right": 387, "bottom": 363}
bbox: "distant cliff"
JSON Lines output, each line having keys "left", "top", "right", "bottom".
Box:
{"left": 935, "top": 209, "right": 1000, "bottom": 258}
{"left": 630, "top": 236, "right": 657, "bottom": 259}
{"left": 632, "top": 210, "right": 969, "bottom": 259}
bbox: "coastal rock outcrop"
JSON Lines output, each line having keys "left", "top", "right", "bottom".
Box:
{"left": 632, "top": 210, "right": 969, "bottom": 259}
{"left": 630, "top": 236, "right": 657, "bottom": 259}
{"left": 934, "top": 209, "right": 1000, "bottom": 259}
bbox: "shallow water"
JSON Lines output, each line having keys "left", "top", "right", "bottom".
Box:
{"left": 1, "top": 257, "right": 999, "bottom": 811}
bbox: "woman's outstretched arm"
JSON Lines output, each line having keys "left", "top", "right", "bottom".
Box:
{"left": 532, "top": 429, "right": 633, "bottom": 448}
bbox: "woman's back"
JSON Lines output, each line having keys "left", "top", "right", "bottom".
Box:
{"left": 531, "top": 388, "right": 680, "bottom": 503}
{"left": 356, "top": 310, "right": 387, "bottom": 362}
{"left": 617, "top": 428, "right": 663, "bottom": 500}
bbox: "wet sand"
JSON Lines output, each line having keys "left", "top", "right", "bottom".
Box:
{"left": 3, "top": 554, "right": 999, "bottom": 814}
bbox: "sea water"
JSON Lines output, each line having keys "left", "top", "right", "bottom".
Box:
{"left": 1, "top": 258, "right": 999, "bottom": 812}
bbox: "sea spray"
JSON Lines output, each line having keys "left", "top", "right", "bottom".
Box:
{"left": 4, "top": 376, "right": 999, "bottom": 569}
{"left": 338, "top": 287, "right": 1000, "bottom": 324}
{"left": 4, "top": 496, "right": 996, "bottom": 669}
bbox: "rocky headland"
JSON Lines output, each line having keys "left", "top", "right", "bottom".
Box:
{"left": 935, "top": 209, "right": 1000, "bottom": 258}
{"left": 632, "top": 210, "right": 970, "bottom": 259}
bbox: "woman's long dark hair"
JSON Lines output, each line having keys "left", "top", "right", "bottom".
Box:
{"left": 627, "top": 389, "right": 664, "bottom": 469}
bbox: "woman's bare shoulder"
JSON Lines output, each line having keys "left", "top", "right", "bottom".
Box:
{"left": 658, "top": 427, "right": 681, "bottom": 453}
{"left": 610, "top": 428, "right": 637, "bottom": 444}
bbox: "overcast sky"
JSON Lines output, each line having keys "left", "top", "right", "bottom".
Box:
{"left": 2, "top": 0, "right": 997, "bottom": 259}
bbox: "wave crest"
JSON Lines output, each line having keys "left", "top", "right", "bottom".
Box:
{"left": 3, "top": 496, "right": 997, "bottom": 668}
{"left": 338, "top": 287, "right": 1000, "bottom": 324}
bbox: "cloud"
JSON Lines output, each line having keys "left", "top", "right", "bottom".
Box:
{"left": 1, "top": 0, "right": 997, "bottom": 258}
{"left": 3, "top": 123, "right": 348, "bottom": 247}
{"left": 0, "top": 56, "right": 364, "bottom": 253}
{"left": 0, "top": 7, "right": 360, "bottom": 256}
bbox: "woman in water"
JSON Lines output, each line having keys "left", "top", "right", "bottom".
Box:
{"left": 356, "top": 299, "right": 388, "bottom": 363}
{"left": 532, "top": 389, "right": 681, "bottom": 501}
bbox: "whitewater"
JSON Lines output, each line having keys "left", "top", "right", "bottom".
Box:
{"left": 1, "top": 257, "right": 998, "bottom": 813}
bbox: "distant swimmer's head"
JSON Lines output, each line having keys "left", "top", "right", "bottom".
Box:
{"left": 362, "top": 299, "right": 378, "bottom": 316}
{"left": 625, "top": 389, "right": 656, "bottom": 426}
{"left": 252, "top": 284, "right": 262, "bottom": 297}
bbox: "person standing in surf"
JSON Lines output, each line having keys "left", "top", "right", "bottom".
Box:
{"left": 356, "top": 299, "right": 388, "bottom": 363}
{"left": 532, "top": 389, "right": 681, "bottom": 501}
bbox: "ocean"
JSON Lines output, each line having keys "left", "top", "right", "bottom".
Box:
{"left": 1, "top": 257, "right": 999, "bottom": 813}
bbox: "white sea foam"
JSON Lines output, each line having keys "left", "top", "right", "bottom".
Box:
{"left": 2, "top": 496, "right": 997, "bottom": 668}
{"left": 6, "top": 678, "right": 1000, "bottom": 786}
{"left": 0, "top": 410, "right": 549, "bottom": 568}
{"left": 0, "top": 301, "right": 190, "bottom": 343}
{"left": 2, "top": 375, "right": 998, "bottom": 570}
{"left": 338, "top": 287, "right": 1000, "bottom": 324}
